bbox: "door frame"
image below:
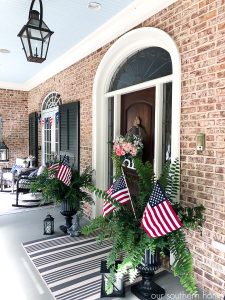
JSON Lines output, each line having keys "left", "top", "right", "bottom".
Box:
{"left": 92, "top": 27, "right": 181, "bottom": 217}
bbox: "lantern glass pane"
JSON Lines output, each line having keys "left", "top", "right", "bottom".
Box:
{"left": 29, "top": 28, "right": 42, "bottom": 40}
{"left": 0, "top": 149, "right": 6, "bottom": 160}
{"left": 45, "top": 221, "right": 52, "bottom": 234}
{"left": 30, "top": 38, "right": 43, "bottom": 58}
{"left": 21, "top": 35, "right": 30, "bottom": 56}
{"left": 42, "top": 37, "right": 50, "bottom": 58}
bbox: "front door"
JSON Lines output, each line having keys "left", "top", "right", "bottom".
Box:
{"left": 121, "top": 87, "right": 155, "bottom": 164}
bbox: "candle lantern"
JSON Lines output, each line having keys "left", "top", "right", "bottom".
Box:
{"left": 100, "top": 260, "right": 125, "bottom": 298}
{"left": 17, "top": 0, "right": 54, "bottom": 63}
{"left": 0, "top": 142, "right": 9, "bottom": 161}
{"left": 43, "top": 213, "right": 54, "bottom": 235}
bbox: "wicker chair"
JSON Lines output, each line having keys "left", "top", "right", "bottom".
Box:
{"left": 13, "top": 168, "right": 39, "bottom": 207}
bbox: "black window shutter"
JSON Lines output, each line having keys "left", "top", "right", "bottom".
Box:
{"left": 59, "top": 102, "right": 80, "bottom": 170}
{"left": 29, "top": 112, "right": 38, "bottom": 167}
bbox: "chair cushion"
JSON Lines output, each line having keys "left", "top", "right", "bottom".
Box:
{"left": 16, "top": 158, "right": 28, "bottom": 168}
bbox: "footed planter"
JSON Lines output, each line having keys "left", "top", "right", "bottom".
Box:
{"left": 60, "top": 199, "right": 77, "bottom": 233}
{"left": 131, "top": 249, "right": 165, "bottom": 300}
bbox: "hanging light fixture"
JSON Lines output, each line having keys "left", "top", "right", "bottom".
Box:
{"left": 18, "top": 0, "right": 54, "bottom": 63}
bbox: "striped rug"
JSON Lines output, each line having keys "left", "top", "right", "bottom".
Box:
{"left": 22, "top": 234, "right": 113, "bottom": 300}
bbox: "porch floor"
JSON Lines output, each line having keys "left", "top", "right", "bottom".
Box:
{"left": 0, "top": 193, "right": 216, "bottom": 300}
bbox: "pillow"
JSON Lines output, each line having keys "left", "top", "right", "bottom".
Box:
{"left": 16, "top": 158, "right": 28, "bottom": 168}
{"left": 37, "top": 166, "right": 46, "bottom": 176}
{"left": 28, "top": 169, "right": 38, "bottom": 178}
{"left": 11, "top": 164, "right": 23, "bottom": 174}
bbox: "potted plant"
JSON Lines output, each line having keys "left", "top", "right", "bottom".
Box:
{"left": 31, "top": 158, "right": 94, "bottom": 232}
{"left": 82, "top": 135, "right": 205, "bottom": 298}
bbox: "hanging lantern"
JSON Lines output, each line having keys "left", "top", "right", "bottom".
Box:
{"left": 0, "top": 141, "right": 9, "bottom": 161}
{"left": 43, "top": 213, "right": 54, "bottom": 235}
{"left": 100, "top": 260, "right": 125, "bottom": 298}
{"left": 18, "top": 0, "right": 54, "bottom": 63}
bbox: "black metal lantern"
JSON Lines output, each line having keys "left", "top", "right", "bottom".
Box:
{"left": 0, "top": 141, "right": 9, "bottom": 162}
{"left": 100, "top": 260, "right": 125, "bottom": 298}
{"left": 44, "top": 213, "right": 54, "bottom": 235}
{"left": 18, "top": 0, "right": 54, "bottom": 63}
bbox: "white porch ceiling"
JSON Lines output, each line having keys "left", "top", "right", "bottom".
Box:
{"left": 0, "top": 0, "right": 177, "bottom": 90}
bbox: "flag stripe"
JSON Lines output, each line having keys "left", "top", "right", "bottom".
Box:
{"left": 148, "top": 205, "right": 166, "bottom": 236}
{"left": 164, "top": 201, "right": 183, "bottom": 227}
{"left": 145, "top": 206, "right": 161, "bottom": 237}
{"left": 142, "top": 212, "right": 158, "bottom": 237}
{"left": 141, "top": 218, "right": 156, "bottom": 238}
{"left": 156, "top": 203, "right": 174, "bottom": 232}
{"left": 159, "top": 202, "right": 176, "bottom": 231}
{"left": 154, "top": 205, "right": 171, "bottom": 233}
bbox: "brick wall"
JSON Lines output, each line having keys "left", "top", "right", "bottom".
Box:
{"left": 27, "top": 0, "right": 225, "bottom": 298}
{"left": 0, "top": 89, "right": 29, "bottom": 168}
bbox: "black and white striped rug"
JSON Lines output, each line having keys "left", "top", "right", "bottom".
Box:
{"left": 22, "top": 234, "right": 113, "bottom": 300}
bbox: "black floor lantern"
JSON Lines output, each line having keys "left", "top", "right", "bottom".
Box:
{"left": 44, "top": 213, "right": 54, "bottom": 235}
{"left": 18, "top": 0, "right": 54, "bottom": 63}
{"left": 100, "top": 260, "right": 125, "bottom": 298}
{"left": 131, "top": 249, "right": 165, "bottom": 300}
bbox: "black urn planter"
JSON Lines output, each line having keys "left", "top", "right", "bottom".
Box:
{"left": 131, "top": 249, "right": 165, "bottom": 300}
{"left": 59, "top": 199, "right": 77, "bottom": 234}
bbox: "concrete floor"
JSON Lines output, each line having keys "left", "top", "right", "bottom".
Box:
{"left": 0, "top": 198, "right": 216, "bottom": 300}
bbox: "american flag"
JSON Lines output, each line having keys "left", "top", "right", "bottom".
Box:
{"left": 48, "top": 162, "right": 60, "bottom": 178}
{"left": 57, "top": 156, "right": 72, "bottom": 186}
{"left": 103, "top": 175, "right": 131, "bottom": 217}
{"left": 41, "top": 118, "right": 45, "bottom": 126}
{"left": 141, "top": 181, "right": 182, "bottom": 238}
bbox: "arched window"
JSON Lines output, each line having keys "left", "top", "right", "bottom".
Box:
{"left": 42, "top": 92, "right": 61, "bottom": 110}
{"left": 109, "top": 47, "right": 172, "bottom": 91}
{"left": 41, "top": 92, "right": 62, "bottom": 164}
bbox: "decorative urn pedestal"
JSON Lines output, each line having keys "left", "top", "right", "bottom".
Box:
{"left": 59, "top": 200, "right": 77, "bottom": 234}
{"left": 131, "top": 249, "right": 165, "bottom": 300}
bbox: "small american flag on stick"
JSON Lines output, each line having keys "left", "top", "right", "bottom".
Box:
{"left": 141, "top": 181, "right": 182, "bottom": 238}
{"left": 57, "top": 156, "right": 72, "bottom": 186}
{"left": 103, "top": 175, "right": 131, "bottom": 217}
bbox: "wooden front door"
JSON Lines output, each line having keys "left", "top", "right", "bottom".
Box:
{"left": 121, "top": 88, "right": 155, "bottom": 164}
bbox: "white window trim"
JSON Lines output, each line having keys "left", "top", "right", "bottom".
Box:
{"left": 92, "top": 27, "right": 181, "bottom": 217}
{"left": 41, "top": 92, "right": 61, "bottom": 165}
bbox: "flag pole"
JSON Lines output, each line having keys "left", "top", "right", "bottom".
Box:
{"left": 121, "top": 167, "right": 137, "bottom": 220}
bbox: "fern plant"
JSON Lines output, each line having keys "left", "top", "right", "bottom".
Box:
{"left": 82, "top": 157, "right": 205, "bottom": 295}
{"left": 30, "top": 166, "right": 94, "bottom": 212}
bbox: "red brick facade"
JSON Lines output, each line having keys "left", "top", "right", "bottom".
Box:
{"left": 1, "top": 0, "right": 225, "bottom": 298}
{"left": 0, "top": 89, "right": 28, "bottom": 167}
